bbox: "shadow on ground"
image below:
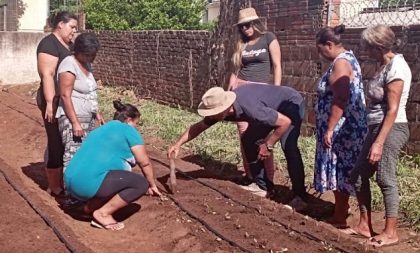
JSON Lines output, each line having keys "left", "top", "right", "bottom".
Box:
{"left": 157, "top": 154, "right": 335, "bottom": 222}
{"left": 21, "top": 162, "right": 48, "bottom": 191}
{"left": 22, "top": 162, "right": 142, "bottom": 223}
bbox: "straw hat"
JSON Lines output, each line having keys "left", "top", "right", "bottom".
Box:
{"left": 197, "top": 87, "right": 236, "bottom": 117}
{"left": 235, "top": 7, "right": 260, "bottom": 25}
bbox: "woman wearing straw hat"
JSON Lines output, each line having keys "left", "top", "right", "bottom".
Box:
{"left": 228, "top": 7, "right": 282, "bottom": 190}
{"left": 168, "top": 84, "right": 308, "bottom": 210}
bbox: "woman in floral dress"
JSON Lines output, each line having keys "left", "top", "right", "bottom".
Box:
{"left": 314, "top": 25, "right": 367, "bottom": 227}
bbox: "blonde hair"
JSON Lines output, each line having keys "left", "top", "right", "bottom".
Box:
{"left": 361, "top": 25, "right": 396, "bottom": 52}
{"left": 232, "top": 19, "right": 267, "bottom": 72}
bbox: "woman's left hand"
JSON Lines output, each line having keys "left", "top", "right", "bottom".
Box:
{"left": 147, "top": 185, "right": 162, "bottom": 196}
{"left": 96, "top": 112, "right": 105, "bottom": 125}
{"left": 368, "top": 142, "right": 383, "bottom": 164}
{"left": 323, "top": 130, "right": 333, "bottom": 149}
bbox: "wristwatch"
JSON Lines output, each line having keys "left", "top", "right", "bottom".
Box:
{"left": 265, "top": 143, "right": 274, "bottom": 152}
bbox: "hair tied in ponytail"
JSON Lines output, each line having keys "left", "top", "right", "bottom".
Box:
{"left": 334, "top": 24, "right": 346, "bottom": 35}
{"left": 113, "top": 100, "right": 125, "bottom": 112}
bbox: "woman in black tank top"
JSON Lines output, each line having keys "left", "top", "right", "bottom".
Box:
{"left": 36, "top": 11, "right": 78, "bottom": 196}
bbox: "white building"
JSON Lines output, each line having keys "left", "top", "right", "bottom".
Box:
{"left": 0, "top": 0, "right": 49, "bottom": 31}
{"left": 202, "top": 0, "right": 220, "bottom": 23}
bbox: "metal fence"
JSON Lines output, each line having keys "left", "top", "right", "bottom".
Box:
{"left": 328, "top": 0, "right": 420, "bottom": 27}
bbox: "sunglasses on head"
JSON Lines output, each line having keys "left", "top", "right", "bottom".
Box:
{"left": 238, "top": 22, "right": 252, "bottom": 30}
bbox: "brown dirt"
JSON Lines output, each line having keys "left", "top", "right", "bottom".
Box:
{"left": 0, "top": 84, "right": 418, "bottom": 253}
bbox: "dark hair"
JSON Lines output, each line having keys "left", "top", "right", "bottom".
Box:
{"left": 113, "top": 100, "right": 141, "bottom": 122}
{"left": 47, "top": 11, "right": 78, "bottom": 30}
{"left": 73, "top": 32, "right": 100, "bottom": 54}
{"left": 316, "top": 24, "right": 345, "bottom": 45}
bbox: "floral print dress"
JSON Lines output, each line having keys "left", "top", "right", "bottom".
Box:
{"left": 314, "top": 51, "right": 367, "bottom": 195}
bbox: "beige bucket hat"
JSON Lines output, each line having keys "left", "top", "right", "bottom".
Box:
{"left": 197, "top": 87, "right": 236, "bottom": 117}
{"left": 235, "top": 7, "right": 260, "bottom": 25}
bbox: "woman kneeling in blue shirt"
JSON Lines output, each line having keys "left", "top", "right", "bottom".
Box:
{"left": 64, "top": 100, "right": 161, "bottom": 231}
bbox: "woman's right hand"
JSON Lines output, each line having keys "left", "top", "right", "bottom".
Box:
{"left": 147, "top": 185, "right": 162, "bottom": 196}
{"left": 44, "top": 102, "right": 55, "bottom": 123}
{"left": 72, "top": 123, "right": 85, "bottom": 138}
{"left": 167, "top": 145, "right": 180, "bottom": 159}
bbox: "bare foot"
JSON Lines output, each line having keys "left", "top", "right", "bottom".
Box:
{"left": 368, "top": 233, "right": 399, "bottom": 248}
{"left": 92, "top": 210, "right": 124, "bottom": 231}
{"left": 340, "top": 225, "right": 372, "bottom": 238}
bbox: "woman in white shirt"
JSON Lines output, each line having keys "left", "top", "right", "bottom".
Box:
{"left": 347, "top": 25, "right": 411, "bottom": 248}
{"left": 57, "top": 32, "right": 104, "bottom": 171}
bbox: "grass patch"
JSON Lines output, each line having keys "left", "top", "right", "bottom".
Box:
{"left": 98, "top": 85, "right": 419, "bottom": 231}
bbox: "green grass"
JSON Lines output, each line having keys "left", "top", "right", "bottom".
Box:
{"left": 98, "top": 85, "right": 420, "bottom": 231}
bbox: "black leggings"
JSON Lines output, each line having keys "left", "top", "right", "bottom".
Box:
{"left": 95, "top": 170, "right": 149, "bottom": 203}
{"left": 38, "top": 94, "right": 64, "bottom": 168}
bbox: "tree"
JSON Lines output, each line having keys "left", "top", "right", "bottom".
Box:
{"left": 50, "top": 0, "right": 82, "bottom": 13}
{"left": 83, "top": 0, "right": 211, "bottom": 30}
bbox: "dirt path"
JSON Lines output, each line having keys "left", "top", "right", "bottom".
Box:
{"left": 0, "top": 84, "right": 418, "bottom": 253}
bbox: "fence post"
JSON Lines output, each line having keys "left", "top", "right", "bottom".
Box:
{"left": 326, "top": 0, "right": 332, "bottom": 27}
{"left": 0, "top": 4, "right": 6, "bottom": 31}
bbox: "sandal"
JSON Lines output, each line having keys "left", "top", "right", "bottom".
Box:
{"left": 340, "top": 227, "right": 372, "bottom": 238}
{"left": 91, "top": 219, "right": 125, "bottom": 231}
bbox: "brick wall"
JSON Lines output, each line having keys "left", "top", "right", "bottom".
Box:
{"left": 340, "top": 26, "right": 420, "bottom": 152}
{"left": 91, "top": 0, "right": 420, "bottom": 152}
{"left": 232, "top": 0, "right": 420, "bottom": 152}
{"left": 93, "top": 30, "right": 211, "bottom": 109}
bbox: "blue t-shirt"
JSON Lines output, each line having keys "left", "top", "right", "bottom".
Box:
{"left": 64, "top": 120, "right": 144, "bottom": 200}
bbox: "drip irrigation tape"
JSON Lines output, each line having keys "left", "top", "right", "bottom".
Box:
{"left": 0, "top": 165, "right": 78, "bottom": 253}
{"left": 151, "top": 157, "right": 353, "bottom": 253}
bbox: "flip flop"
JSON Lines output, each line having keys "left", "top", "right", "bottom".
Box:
{"left": 340, "top": 227, "right": 371, "bottom": 238}
{"left": 91, "top": 219, "right": 125, "bottom": 231}
{"left": 368, "top": 237, "right": 399, "bottom": 248}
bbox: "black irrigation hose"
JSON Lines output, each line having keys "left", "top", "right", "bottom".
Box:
{"left": 0, "top": 167, "right": 78, "bottom": 253}
{"left": 161, "top": 191, "right": 253, "bottom": 253}
{"left": 0, "top": 97, "right": 77, "bottom": 252}
{"left": 150, "top": 157, "right": 353, "bottom": 253}
{"left": 1, "top": 92, "right": 350, "bottom": 252}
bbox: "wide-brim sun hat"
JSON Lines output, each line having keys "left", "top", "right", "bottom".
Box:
{"left": 234, "top": 7, "right": 260, "bottom": 26}
{"left": 197, "top": 87, "right": 236, "bottom": 117}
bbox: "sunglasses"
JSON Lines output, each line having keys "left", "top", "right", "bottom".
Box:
{"left": 238, "top": 22, "right": 252, "bottom": 30}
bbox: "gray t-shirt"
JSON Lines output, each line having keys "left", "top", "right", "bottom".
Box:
{"left": 204, "top": 83, "right": 303, "bottom": 127}
{"left": 238, "top": 32, "right": 276, "bottom": 84}
{"left": 367, "top": 54, "right": 411, "bottom": 125}
{"left": 56, "top": 56, "right": 98, "bottom": 118}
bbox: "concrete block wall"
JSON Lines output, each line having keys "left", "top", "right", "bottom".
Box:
{"left": 0, "top": 31, "right": 45, "bottom": 85}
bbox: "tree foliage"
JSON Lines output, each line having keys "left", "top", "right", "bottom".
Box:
{"left": 83, "top": 0, "right": 212, "bottom": 30}
{"left": 49, "top": 0, "right": 82, "bottom": 14}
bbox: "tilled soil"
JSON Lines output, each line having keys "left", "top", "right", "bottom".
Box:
{"left": 0, "top": 84, "right": 418, "bottom": 253}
